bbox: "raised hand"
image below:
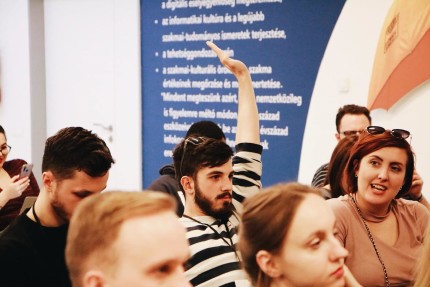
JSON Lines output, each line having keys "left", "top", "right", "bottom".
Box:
{"left": 206, "top": 41, "right": 249, "bottom": 78}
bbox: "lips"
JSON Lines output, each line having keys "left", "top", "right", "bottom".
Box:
{"left": 330, "top": 266, "right": 344, "bottom": 278}
{"left": 371, "top": 183, "right": 387, "bottom": 191}
{"left": 217, "top": 192, "right": 232, "bottom": 200}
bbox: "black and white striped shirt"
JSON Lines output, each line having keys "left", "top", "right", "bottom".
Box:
{"left": 180, "top": 143, "right": 262, "bottom": 287}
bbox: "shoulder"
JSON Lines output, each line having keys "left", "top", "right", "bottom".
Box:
{"left": 0, "top": 216, "right": 33, "bottom": 255}
{"left": 327, "top": 195, "right": 354, "bottom": 218}
{"left": 327, "top": 195, "right": 350, "bottom": 209}
{"left": 158, "top": 164, "right": 175, "bottom": 176}
{"left": 147, "top": 174, "right": 178, "bottom": 194}
{"left": 3, "top": 159, "right": 27, "bottom": 172}
{"left": 311, "top": 163, "right": 329, "bottom": 187}
{"left": 395, "top": 198, "right": 430, "bottom": 220}
{"left": 315, "top": 163, "right": 329, "bottom": 174}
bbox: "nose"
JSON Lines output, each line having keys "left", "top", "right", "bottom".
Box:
{"left": 377, "top": 167, "right": 389, "bottom": 180}
{"left": 174, "top": 267, "right": 192, "bottom": 287}
{"left": 221, "top": 176, "right": 233, "bottom": 192}
{"left": 329, "top": 237, "right": 348, "bottom": 262}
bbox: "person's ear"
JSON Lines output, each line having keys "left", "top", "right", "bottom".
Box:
{"left": 335, "top": 133, "right": 341, "bottom": 141}
{"left": 256, "top": 250, "right": 282, "bottom": 278}
{"left": 82, "top": 270, "right": 106, "bottom": 287}
{"left": 180, "top": 176, "right": 195, "bottom": 197}
{"left": 352, "top": 159, "right": 359, "bottom": 176}
{"left": 42, "top": 171, "right": 56, "bottom": 193}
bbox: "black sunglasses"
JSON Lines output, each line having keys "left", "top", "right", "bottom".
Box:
{"left": 366, "top": 126, "right": 411, "bottom": 140}
{"left": 179, "top": 136, "right": 207, "bottom": 176}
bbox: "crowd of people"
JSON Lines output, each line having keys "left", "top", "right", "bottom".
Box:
{"left": 0, "top": 41, "right": 429, "bottom": 287}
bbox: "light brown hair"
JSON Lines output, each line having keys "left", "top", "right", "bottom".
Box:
{"left": 65, "top": 191, "right": 176, "bottom": 287}
{"left": 238, "top": 183, "right": 320, "bottom": 287}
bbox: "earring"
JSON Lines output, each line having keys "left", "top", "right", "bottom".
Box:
{"left": 355, "top": 174, "right": 357, "bottom": 178}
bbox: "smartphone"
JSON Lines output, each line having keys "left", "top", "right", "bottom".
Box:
{"left": 19, "top": 164, "right": 33, "bottom": 179}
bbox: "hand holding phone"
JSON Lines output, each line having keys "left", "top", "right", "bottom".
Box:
{"left": 19, "top": 164, "right": 33, "bottom": 179}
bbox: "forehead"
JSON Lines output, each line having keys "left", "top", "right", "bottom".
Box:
{"left": 285, "top": 194, "right": 335, "bottom": 243}
{"left": 362, "top": 147, "right": 408, "bottom": 164}
{"left": 57, "top": 170, "right": 109, "bottom": 192}
{"left": 0, "top": 133, "right": 6, "bottom": 144}
{"left": 339, "top": 114, "right": 370, "bottom": 131}
{"left": 115, "top": 211, "right": 189, "bottom": 266}
{"left": 197, "top": 158, "right": 233, "bottom": 176}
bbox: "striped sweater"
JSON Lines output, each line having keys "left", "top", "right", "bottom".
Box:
{"left": 180, "top": 143, "right": 263, "bottom": 287}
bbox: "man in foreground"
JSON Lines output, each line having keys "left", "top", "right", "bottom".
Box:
{"left": 0, "top": 127, "right": 114, "bottom": 287}
{"left": 66, "top": 191, "right": 191, "bottom": 287}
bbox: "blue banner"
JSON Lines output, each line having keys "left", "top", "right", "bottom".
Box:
{"left": 141, "top": 0, "right": 345, "bottom": 187}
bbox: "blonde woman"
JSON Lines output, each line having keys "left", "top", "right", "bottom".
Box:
{"left": 239, "top": 183, "right": 361, "bottom": 287}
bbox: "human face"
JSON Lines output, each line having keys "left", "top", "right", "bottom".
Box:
{"left": 193, "top": 159, "right": 234, "bottom": 218}
{"left": 337, "top": 114, "right": 370, "bottom": 140}
{"left": 48, "top": 170, "right": 109, "bottom": 224}
{"left": 355, "top": 147, "right": 407, "bottom": 211}
{"left": 0, "top": 133, "right": 9, "bottom": 168}
{"left": 107, "top": 211, "right": 191, "bottom": 287}
{"left": 275, "top": 194, "right": 348, "bottom": 287}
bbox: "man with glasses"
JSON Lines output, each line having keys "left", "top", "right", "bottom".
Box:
{"left": 172, "top": 42, "right": 262, "bottom": 287}
{"left": 311, "top": 104, "right": 371, "bottom": 188}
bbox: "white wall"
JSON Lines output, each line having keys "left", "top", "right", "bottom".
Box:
{"left": 0, "top": 0, "right": 141, "bottom": 191}
{"left": 1, "top": 0, "right": 429, "bottom": 195}
{"left": 0, "top": 0, "right": 33, "bottom": 164}
{"left": 299, "top": 0, "right": 430, "bottom": 199}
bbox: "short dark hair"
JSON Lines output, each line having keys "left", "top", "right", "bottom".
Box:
{"left": 326, "top": 135, "right": 359, "bottom": 198}
{"left": 185, "top": 120, "right": 225, "bottom": 140}
{"left": 344, "top": 131, "right": 414, "bottom": 198}
{"left": 335, "top": 104, "right": 371, "bottom": 133}
{"left": 172, "top": 137, "right": 233, "bottom": 190}
{"left": 0, "top": 125, "right": 6, "bottom": 138}
{"left": 42, "top": 127, "right": 115, "bottom": 180}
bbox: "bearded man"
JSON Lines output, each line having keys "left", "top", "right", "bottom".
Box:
{"left": 172, "top": 41, "right": 262, "bottom": 287}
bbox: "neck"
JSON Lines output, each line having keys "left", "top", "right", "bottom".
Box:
{"left": 26, "top": 189, "right": 66, "bottom": 227}
{"left": 353, "top": 193, "right": 391, "bottom": 222}
{"left": 271, "top": 278, "right": 293, "bottom": 287}
{"left": 184, "top": 201, "right": 206, "bottom": 217}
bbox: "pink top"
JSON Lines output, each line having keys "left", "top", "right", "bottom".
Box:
{"left": 328, "top": 195, "right": 429, "bottom": 287}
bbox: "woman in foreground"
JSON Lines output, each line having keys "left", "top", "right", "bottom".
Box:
{"left": 239, "top": 182, "right": 361, "bottom": 287}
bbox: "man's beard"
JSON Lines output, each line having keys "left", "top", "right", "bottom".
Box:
{"left": 51, "top": 191, "right": 70, "bottom": 224}
{"left": 194, "top": 180, "right": 233, "bottom": 222}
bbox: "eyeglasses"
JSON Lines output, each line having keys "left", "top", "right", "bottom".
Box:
{"left": 0, "top": 145, "right": 11, "bottom": 155}
{"left": 341, "top": 130, "right": 365, "bottom": 137}
{"left": 179, "top": 137, "right": 207, "bottom": 177}
{"left": 366, "top": 126, "right": 411, "bottom": 140}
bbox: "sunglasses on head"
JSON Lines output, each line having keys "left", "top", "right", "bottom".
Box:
{"left": 179, "top": 136, "right": 207, "bottom": 176}
{"left": 366, "top": 126, "right": 411, "bottom": 140}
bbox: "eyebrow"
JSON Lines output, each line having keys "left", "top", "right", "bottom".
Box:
{"left": 369, "top": 155, "right": 404, "bottom": 166}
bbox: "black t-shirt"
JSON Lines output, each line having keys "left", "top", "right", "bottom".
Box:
{"left": 0, "top": 211, "right": 70, "bottom": 287}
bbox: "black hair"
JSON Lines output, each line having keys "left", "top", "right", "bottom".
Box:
{"left": 42, "top": 127, "right": 115, "bottom": 180}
